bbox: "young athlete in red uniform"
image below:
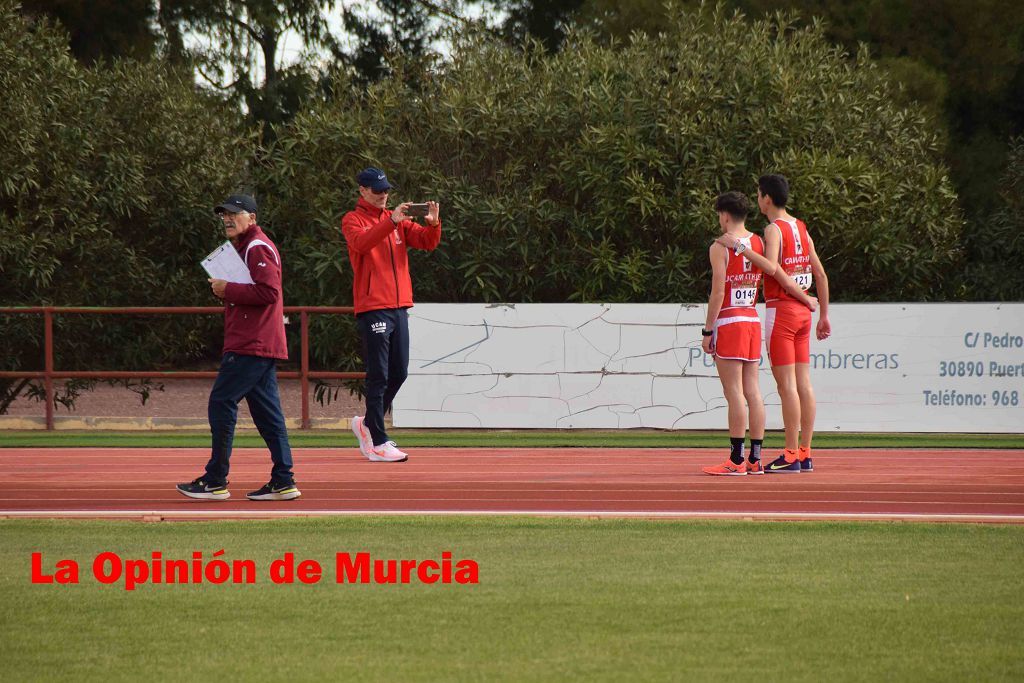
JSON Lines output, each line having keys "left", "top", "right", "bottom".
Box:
{"left": 719, "top": 175, "right": 831, "bottom": 473}
{"left": 702, "top": 192, "right": 817, "bottom": 476}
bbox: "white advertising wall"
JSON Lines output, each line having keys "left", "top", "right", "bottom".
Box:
{"left": 393, "top": 303, "right": 1024, "bottom": 433}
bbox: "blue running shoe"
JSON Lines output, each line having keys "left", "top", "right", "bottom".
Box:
{"left": 176, "top": 477, "right": 230, "bottom": 499}
{"left": 799, "top": 457, "right": 813, "bottom": 472}
{"left": 765, "top": 454, "right": 801, "bottom": 473}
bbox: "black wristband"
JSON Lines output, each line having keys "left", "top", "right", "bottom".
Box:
{"left": 701, "top": 328, "right": 714, "bottom": 337}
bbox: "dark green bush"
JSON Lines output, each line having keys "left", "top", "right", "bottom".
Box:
{"left": 964, "top": 136, "right": 1024, "bottom": 301}
{"left": 0, "top": 0, "right": 252, "bottom": 410}
{"left": 261, "top": 3, "right": 962, "bottom": 324}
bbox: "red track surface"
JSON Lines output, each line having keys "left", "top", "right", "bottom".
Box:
{"left": 3, "top": 448, "right": 1023, "bottom": 522}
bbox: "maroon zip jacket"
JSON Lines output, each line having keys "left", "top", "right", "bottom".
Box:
{"left": 342, "top": 198, "right": 442, "bottom": 314}
{"left": 221, "top": 225, "right": 288, "bottom": 360}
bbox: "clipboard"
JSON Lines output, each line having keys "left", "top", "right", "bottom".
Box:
{"left": 201, "top": 242, "right": 254, "bottom": 284}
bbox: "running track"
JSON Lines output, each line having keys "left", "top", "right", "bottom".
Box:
{"left": 2, "top": 448, "right": 1022, "bottom": 523}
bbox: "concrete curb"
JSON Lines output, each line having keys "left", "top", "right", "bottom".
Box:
{"left": 0, "top": 416, "right": 359, "bottom": 431}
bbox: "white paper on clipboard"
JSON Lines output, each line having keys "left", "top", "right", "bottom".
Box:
{"left": 201, "top": 241, "right": 254, "bottom": 284}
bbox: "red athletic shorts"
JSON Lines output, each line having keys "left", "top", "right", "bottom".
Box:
{"left": 765, "top": 302, "right": 811, "bottom": 366}
{"left": 713, "top": 313, "right": 761, "bottom": 362}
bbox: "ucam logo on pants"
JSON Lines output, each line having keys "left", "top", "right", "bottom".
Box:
{"left": 370, "top": 321, "right": 387, "bottom": 335}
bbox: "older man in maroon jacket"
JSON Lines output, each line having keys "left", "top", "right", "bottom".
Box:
{"left": 177, "top": 194, "right": 300, "bottom": 501}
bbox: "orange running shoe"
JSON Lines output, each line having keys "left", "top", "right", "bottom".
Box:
{"left": 747, "top": 459, "right": 764, "bottom": 475}
{"left": 702, "top": 459, "right": 747, "bottom": 476}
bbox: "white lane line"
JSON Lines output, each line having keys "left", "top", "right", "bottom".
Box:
{"left": 3, "top": 497, "right": 1023, "bottom": 506}
{"left": 1, "top": 510, "right": 1023, "bottom": 522}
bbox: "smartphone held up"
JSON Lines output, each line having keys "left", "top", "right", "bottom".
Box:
{"left": 405, "top": 203, "right": 430, "bottom": 218}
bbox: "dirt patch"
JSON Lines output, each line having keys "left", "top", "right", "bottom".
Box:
{"left": 5, "top": 379, "right": 364, "bottom": 421}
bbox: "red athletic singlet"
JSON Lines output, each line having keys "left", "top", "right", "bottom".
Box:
{"left": 763, "top": 217, "right": 812, "bottom": 303}
{"left": 763, "top": 217, "right": 813, "bottom": 365}
{"left": 714, "top": 234, "right": 764, "bottom": 362}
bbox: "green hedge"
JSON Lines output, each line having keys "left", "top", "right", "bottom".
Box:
{"left": 0, "top": 0, "right": 251, "bottom": 410}
{"left": 265, "top": 5, "right": 963, "bottom": 306}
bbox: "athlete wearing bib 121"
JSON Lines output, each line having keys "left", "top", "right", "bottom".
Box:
{"left": 714, "top": 234, "right": 764, "bottom": 362}
{"left": 764, "top": 217, "right": 813, "bottom": 366}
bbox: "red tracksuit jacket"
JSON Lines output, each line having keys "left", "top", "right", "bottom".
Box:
{"left": 341, "top": 198, "right": 442, "bottom": 314}
{"left": 221, "top": 225, "right": 288, "bottom": 359}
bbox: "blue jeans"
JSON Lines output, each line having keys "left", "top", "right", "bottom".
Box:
{"left": 204, "top": 352, "right": 294, "bottom": 486}
{"left": 357, "top": 308, "right": 409, "bottom": 446}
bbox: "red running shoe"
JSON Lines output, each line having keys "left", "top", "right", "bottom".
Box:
{"left": 702, "top": 459, "right": 748, "bottom": 476}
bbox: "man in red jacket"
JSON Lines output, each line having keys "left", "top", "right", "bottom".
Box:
{"left": 177, "top": 194, "right": 300, "bottom": 501}
{"left": 343, "top": 167, "right": 441, "bottom": 462}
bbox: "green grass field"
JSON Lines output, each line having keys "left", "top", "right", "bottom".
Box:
{"left": 2, "top": 517, "right": 1021, "bottom": 681}
{"left": 1, "top": 429, "right": 1020, "bottom": 449}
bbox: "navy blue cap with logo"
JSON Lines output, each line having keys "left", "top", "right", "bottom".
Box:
{"left": 356, "top": 167, "right": 393, "bottom": 193}
{"left": 213, "top": 194, "right": 258, "bottom": 214}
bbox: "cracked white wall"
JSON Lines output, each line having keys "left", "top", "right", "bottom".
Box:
{"left": 393, "top": 303, "right": 1024, "bottom": 432}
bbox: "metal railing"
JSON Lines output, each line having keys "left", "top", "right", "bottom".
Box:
{"left": 0, "top": 306, "right": 364, "bottom": 429}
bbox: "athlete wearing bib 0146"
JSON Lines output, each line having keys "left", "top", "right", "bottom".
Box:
{"left": 717, "top": 174, "right": 831, "bottom": 474}
{"left": 712, "top": 233, "right": 764, "bottom": 362}
{"left": 700, "top": 192, "right": 818, "bottom": 477}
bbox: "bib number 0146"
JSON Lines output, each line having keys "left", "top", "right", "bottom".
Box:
{"left": 732, "top": 286, "right": 757, "bottom": 307}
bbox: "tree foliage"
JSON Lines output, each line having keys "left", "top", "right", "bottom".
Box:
{"left": 964, "top": 136, "right": 1024, "bottom": 301}
{"left": 0, "top": 0, "right": 253, "bottom": 411}
{"left": 20, "top": 0, "right": 158, "bottom": 64}
{"left": 338, "top": 0, "right": 440, "bottom": 87}
{"left": 497, "top": 0, "right": 586, "bottom": 52}
{"left": 577, "top": 0, "right": 1024, "bottom": 296}
{"left": 259, "top": 1, "right": 962, "bottom": 382}
{"left": 158, "top": 0, "right": 342, "bottom": 129}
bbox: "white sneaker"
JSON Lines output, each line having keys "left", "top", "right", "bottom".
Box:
{"left": 368, "top": 441, "right": 408, "bottom": 463}
{"left": 352, "top": 417, "right": 408, "bottom": 462}
{"left": 351, "top": 416, "right": 375, "bottom": 459}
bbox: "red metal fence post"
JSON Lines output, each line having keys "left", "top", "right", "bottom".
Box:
{"left": 44, "top": 308, "right": 54, "bottom": 431}
{"left": 300, "top": 311, "right": 310, "bottom": 429}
